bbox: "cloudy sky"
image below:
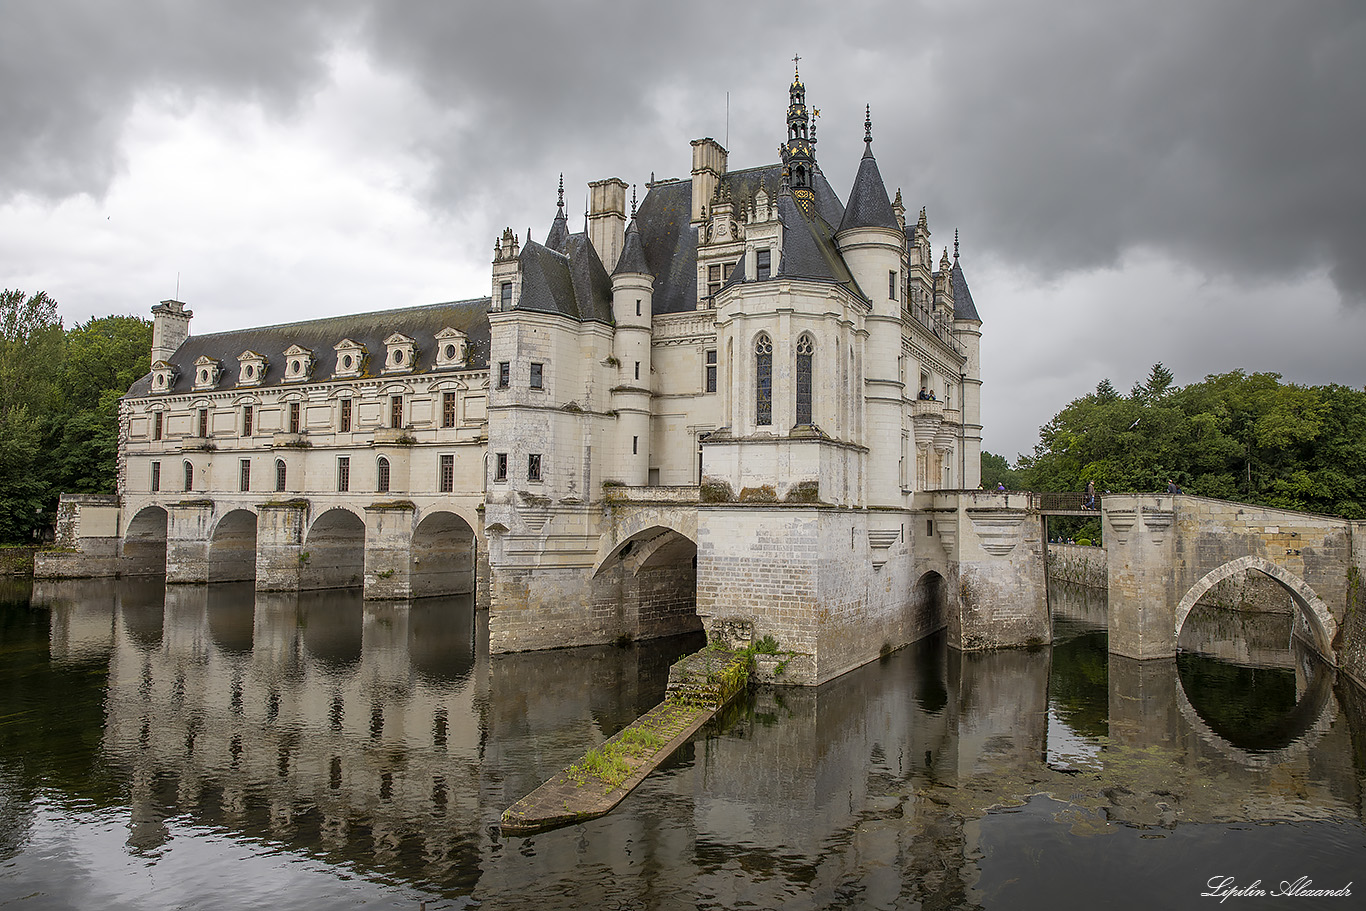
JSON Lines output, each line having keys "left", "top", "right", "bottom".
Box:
{"left": 3, "top": 1, "right": 1363, "bottom": 460}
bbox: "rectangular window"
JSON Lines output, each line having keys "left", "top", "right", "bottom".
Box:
{"left": 756, "top": 249, "right": 771, "bottom": 280}
{"left": 153, "top": 412, "right": 163, "bottom": 441}
{"left": 289, "top": 402, "right": 301, "bottom": 434}
{"left": 494, "top": 453, "right": 508, "bottom": 482}
{"left": 439, "top": 454, "right": 454, "bottom": 493}
{"left": 632, "top": 436, "right": 638, "bottom": 455}
{"left": 530, "top": 362, "right": 543, "bottom": 389}
{"left": 184, "top": 461, "right": 194, "bottom": 491}
{"left": 527, "top": 453, "right": 542, "bottom": 482}
{"left": 707, "top": 263, "right": 722, "bottom": 298}
{"left": 500, "top": 281, "right": 513, "bottom": 311}
{"left": 390, "top": 395, "right": 403, "bottom": 429}
{"left": 276, "top": 460, "right": 287, "bottom": 492}
{"left": 704, "top": 349, "right": 717, "bottom": 393}
{"left": 889, "top": 270, "right": 898, "bottom": 301}
{"left": 498, "top": 362, "right": 510, "bottom": 388}
{"left": 339, "top": 398, "right": 352, "bottom": 432}
{"left": 442, "top": 392, "right": 456, "bottom": 428}
{"left": 634, "top": 361, "right": 640, "bottom": 381}
{"left": 198, "top": 408, "right": 208, "bottom": 438}
{"left": 337, "top": 457, "right": 350, "bottom": 493}
{"left": 242, "top": 406, "right": 253, "bottom": 437}
{"left": 635, "top": 299, "right": 641, "bottom": 316}
{"left": 239, "top": 459, "right": 251, "bottom": 492}
{"left": 151, "top": 461, "right": 161, "bottom": 492}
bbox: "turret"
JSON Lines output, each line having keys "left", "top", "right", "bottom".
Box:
{"left": 609, "top": 196, "right": 654, "bottom": 486}
{"left": 150, "top": 299, "right": 192, "bottom": 364}
{"left": 951, "top": 232, "right": 984, "bottom": 489}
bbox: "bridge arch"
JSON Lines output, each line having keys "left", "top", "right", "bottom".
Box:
{"left": 908, "top": 570, "right": 949, "bottom": 641}
{"left": 208, "top": 508, "right": 258, "bottom": 583}
{"left": 591, "top": 508, "right": 697, "bottom": 576}
{"left": 123, "top": 505, "right": 168, "bottom": 575}
{"left": 1175, "top": 557, "right": 1337, "bottom": 665}
{"left": 302, "top": 507, "right": 366, "bottom": 590}
{"left": 411, "top": 509, "right": 477, "bottom": 597}
{"left": 591, "top": 521, "right": 701, "bottom": 642}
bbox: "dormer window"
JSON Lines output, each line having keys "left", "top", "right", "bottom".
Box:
{"left": 434, "top": 328, "right": 469, "bottom": 370}
{"left": 193, "top": 355, "right": 222, "bottom": 390}
{"left": 237, "top": 350, "right": 267, "bottom": 387}
{"left": 150, "top": 360, "right": 178, "bottom": 394}
{"left": 383, "top": 333, "right": 417, "bottom": 374}
{"left": 282, "top": 344, "right": 314, "bottom": 383}
{"left": 333, "top": 339, "right": 366, "bottom": 379}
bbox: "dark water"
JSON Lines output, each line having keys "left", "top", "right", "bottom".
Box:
{"left": 1, "top": 577, "right": 1364, "bottom": 910}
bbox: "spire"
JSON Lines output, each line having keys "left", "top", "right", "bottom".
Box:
{"left": 613, "top": 217, "right": 651, "bottom": 277}
{"left": 954, "top": 229, "right": 960, "bottom": 262}
{"left": 781, "top": 62, "right": 816, "bottom": 196}
{"left": 557, "top": 173, "right": 565, "bottom": 213}
{"left": 949, "top": 233, "right": 980, "bottom": 322}
{"left": 630, "top": 184, "right": 637, "bottom": 219}
{"left": 864, "top": 104, "right": 872, "bottom": 145}
{"left": 545, "top": 174, "right": 570, "bottom": 253}
{"left": 837, "top": 110, "right": 898, "bottom": 233}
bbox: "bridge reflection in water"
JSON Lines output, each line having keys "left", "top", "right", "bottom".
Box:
{"left": 0, "top": 578, "right": 1362, "bottom": 909}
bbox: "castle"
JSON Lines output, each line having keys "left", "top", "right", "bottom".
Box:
{"left": 43, "top": 69, "right": 1057, "bottom": 685}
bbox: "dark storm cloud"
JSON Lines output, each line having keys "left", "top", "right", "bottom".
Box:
{"left": 5, "top": 0, "right": 1364, "bottom": 304}
{"left": 0, "top": 0, "right": 354, "bottom": 199}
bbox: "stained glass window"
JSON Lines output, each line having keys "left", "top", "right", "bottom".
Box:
{"left": 796, "top": 335, "right": 813, "bottom": 426}
{"left": 755, "top": 333, "right": 773, "bottom": 426}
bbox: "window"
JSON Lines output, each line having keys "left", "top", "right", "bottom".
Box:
{"left": 339, "top": 398, "right": 352, "bottom": 432}
{"left": 275, "top": 459, "right": 287, "bottom": 492}
{"left": 439, "top": 454, "right": 454, "bottom": 493}
{"left": 242, "top": 406, "right": 253, "bottom": 437}
{"left": 239, "top": 459, "right": 251, "bottom": 492}
{"left": 500, "top": 281, "right": 513, "bottom": 311}
{"left": 635, "top": 299, "right": 641, "bottom": 316}
{"left": 494, "top": 453, "right": 508, "bottom": 482}
{"left": 708, "top": 263, "right": 723, "bottom": 297}
{"left": 889, "top": 270, "right": 898, "bottom": 301}
{"left": 796, "top": 336, "right": 814, "bottom": 425}
{"left": 756, "top": 249, "right": 771, "bottom": 280}
{"left": 755, "top": 333, "right": 773, "bottom": 426}
{"left": 527, "top": 453, "right": 542, "bottom": 482}
{"left": 632, "top": 435, "right": 638, "bottom": 455}
{"left": 377, "top": 457, "right": 390, "bottom": 493}
{"left": 390, "top": 395, "right": 403, "bottom": 429}
{"left": 530, "top": 362, "right": 543, "bottom": 389}
{"left": 289, "top": 402, "right": 301, "bottom": 434}
{"left": 337, "top": 457, "right": 350, "bottom": 492}
{"left": 153, "top": 412, "right": 163, "bottom": 441}
{"left": 183, "top": 461, "right": 193, "bottom": 492}
{"left": 497, "top": 362, "right": 510, "bottom": 388}
{"left": 442, "top": 392, "right": 456, "bottom": 428}
{"left": 151, "top": 461, "right": 161, "bottom": 492}
{"left": 634, "top": 361, "right": 640, "bottom": 381}
{"left": 704, "top": 349, "right": 717, "bottom": 393}
{"left": 198, "top": 408, "right": 208, "bottom": 438}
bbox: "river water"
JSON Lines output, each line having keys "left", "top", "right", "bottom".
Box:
{"left": 1, "top": 577, "right": 1363, "bottom": 910}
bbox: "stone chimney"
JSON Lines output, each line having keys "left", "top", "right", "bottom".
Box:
{"left": 150, "top": 299, "right": 192, "bottom": 364}
{"left": 690, "top": 138, "right": 728, "bottom": 225}
{"left": 587, "top": 178, "right": 628, "bottom": 271}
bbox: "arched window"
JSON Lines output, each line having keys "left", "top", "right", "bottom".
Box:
{"left": 275, "top": 459, "right": 287, "bottom": 492}
{"left": 795, "top": 335, "right": 814, "bottom": 426}
{"left": 377, "top": 456, "right": 391, "bottom": 493}
{"left": 755, "top": 333, "right": 773, "bottom": 426}
{"left": 183, "top": 461, "right": 193, "bottom": 492}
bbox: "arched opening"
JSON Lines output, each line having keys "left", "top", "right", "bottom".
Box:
{"left": 592, "top": 525, "right": 701, "bottom": 642}
{"left": 302, "top": 508, "right": 365, "bottom": 591}
{"left": 207, "top": 509, "right": 257, "bottom": 583}
{"left": 123, "top": 506, "right": 168, "bottom": 576}
{"left": 411, "top": 511, "right": 476, "bottom": 598}
{"left": 795, "top": 334, "right": 814, "bottom": 426}
{"left": 908, "top": 571, "right": 949, "bottom": 642}
{"left": 755, "top": 333, "right": 773, "bottom": 426}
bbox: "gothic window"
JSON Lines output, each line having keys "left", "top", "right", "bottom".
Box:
{"left": 755, "top": 333, "right": 773, "bottom": 426}
{"left": 377, "top": 457, "right": 390, "bottom": 493}
{"left": 439, "top": 454, "right": 454, "bottom": 492}
{"left": 796, "top": 335, "right": 814, "bottom": 426}
{"left": 275, "top": 459, "right": 287, "bottom": 492}
{"left": 183, "top": 461, "right": 193, "bottom": 492}
{"left": 442, "top": 392, "right": 456, "bottom": 428}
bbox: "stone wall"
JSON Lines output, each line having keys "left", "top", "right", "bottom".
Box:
{"left": 0, "top": 547, "right": 35, "bottom": 576}
{"left": 1046, "top": 543, "right": 1107, "bottom": 589}
{"left": 1340, "top": 522, "right": 1366, "bottom": 690}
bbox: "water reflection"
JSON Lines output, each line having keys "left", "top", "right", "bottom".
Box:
{"left": 0, "top": 578, "right": 1361, "bottom": 908}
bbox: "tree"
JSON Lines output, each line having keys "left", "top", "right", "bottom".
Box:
{"left": 980, "top": 450, "right": 1022, "bottom": 490}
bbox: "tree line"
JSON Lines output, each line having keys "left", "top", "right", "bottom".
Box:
{"left": 1, "top": 290, "right": 151, "bottom": 544}
{"left": 982, "top": 363, "right": 1366, "bottom": 520}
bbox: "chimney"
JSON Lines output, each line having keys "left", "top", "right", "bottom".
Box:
{"left": 150, "top": 299, "right": 192, "bottom": 364}
{"left": 587, "top": 178, "right": 628, "bottom": 271}
{"left": 690, "top": 138, "right": 728, "bottom": 225}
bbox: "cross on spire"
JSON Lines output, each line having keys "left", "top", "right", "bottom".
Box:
{"left": 792, "top": 53, "right": 801, "bottom": 75}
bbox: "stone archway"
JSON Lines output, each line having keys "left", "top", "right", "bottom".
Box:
{"left": 207, "top": 509, "right": 258, "bottom": 583}
{"left": 1175, "top": 556, "right": 1337, "bottom": 665}
{"left": 411, "top": 510, "right": 477, "bottom": 598}
{"left": 592, "top": 524, "right": 700, "bottom": 642}
{"left": 302, "top": 508, "right": 365, "bottom": 590}
{"left": 909, "top": 571, "right": 949, "bottom": 642}
{"left": 123, "top": 505, "right": 169, "bottom": 575}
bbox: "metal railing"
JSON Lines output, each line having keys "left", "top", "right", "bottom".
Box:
{"left": 1038, "top": 491, "right": 1101, "bottom": 512}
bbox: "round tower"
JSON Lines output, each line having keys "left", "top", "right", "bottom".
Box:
{"left": 609, "top": 206, "right": 654, "bottom": 486}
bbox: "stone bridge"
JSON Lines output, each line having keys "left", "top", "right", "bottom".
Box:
{"left": 1103, "top": 494, "right": 1364, "bottom": 668}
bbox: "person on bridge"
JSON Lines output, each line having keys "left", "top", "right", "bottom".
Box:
{"left": 1083, "top": 480, "right": 1096, "bottom": 509}
{"left": 1167, "top": 479, "right": 1180, "bottom": 494}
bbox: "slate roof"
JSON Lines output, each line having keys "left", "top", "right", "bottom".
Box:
{"left": 837, "top": 142, "right": 899, "bottom": 233}
{"left": 634, "top": 164, "right": 849, "bottom": 315}
{"left": 126, "top": 297, "right": 493, "bottom": 399}
{"left": 545, "top": 206, "right": 571, "bottom": 254}
{"left": 612, "top": 220, "right": 652, "bottom": 276}
{"left": 513, "top": 233, "right": 613, "bottom": 324}
{"left": 950, "top": 258, "right": 981, "bottom": 322}
{"left": 776, "top": 188, "right": 865, "bottom": 300}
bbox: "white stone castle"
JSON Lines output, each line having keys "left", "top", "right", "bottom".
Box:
{"left": 46, "top": 69, "right": 1045, "bottom": 686}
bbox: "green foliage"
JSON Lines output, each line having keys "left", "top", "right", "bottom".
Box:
{"left": 980, "top": 450, "right": 1023, "bottom": 490}
{"left": 1019, "top": 366, "right": 1366, "bottom": 518}
{"left": 0, "top": 292, "right": 153, "bottom": 542}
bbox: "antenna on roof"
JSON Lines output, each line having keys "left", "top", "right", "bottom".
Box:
{"left": 175, "top": 272, "right": 180, "bottom": 300}
{"left": 725, "top": 91, "right": 729, "bottom": 149}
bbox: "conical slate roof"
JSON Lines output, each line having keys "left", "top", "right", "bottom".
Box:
{"left": 612, "top": 220, "right": 652, "bottom": 276}
{"left": 544, "top": 208, "right": 571, "bottom": 254}
{"left": 950, "top": 257, "right": 981, "bottom": 322}
{"left": 837, "top": 143, "right": 898, "bottom": 233}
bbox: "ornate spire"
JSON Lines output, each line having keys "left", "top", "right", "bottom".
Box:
{"left": 954, "top": 229, "right": 960, "bottom": 261}
{"left": 782, "top": 63, "right": 816, "bottom": 198}
{"left": 630, "top": 184, "right": 637, "bottom": 219}
{"left": 864, "top": 104, "right": 872, "bottom": 144}
{"left": 556, "top": 173, "right": 565, "bottom": 213}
